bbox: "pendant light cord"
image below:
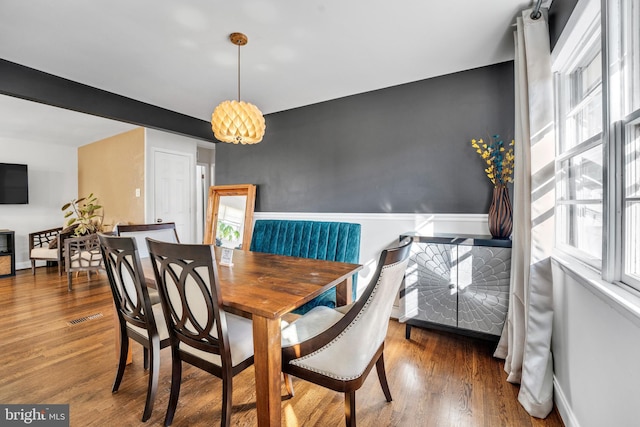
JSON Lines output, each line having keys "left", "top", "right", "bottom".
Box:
{"left": 237, "top": 43, "right": 241, "bottom": 101}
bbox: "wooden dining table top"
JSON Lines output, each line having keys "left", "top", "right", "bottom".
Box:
{"left": 142, "top": 245, "right": 362, "bottom": 319}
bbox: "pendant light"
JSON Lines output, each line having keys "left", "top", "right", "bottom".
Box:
{"left": 211, "top": 32, "right": 266, "bottom": 144}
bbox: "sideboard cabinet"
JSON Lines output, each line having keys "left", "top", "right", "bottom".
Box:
{"left": 399, "top": 233, "right": 511, "bottom": 341}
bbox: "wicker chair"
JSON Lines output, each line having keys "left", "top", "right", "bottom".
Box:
{"left": 64, "top": 233, "right": 103, "bottom": 291}
{"left": 28, "top": 227, "right": 68, "bottom": 275}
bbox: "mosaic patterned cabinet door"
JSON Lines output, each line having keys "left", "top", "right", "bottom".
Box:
{"left": 399, "top": 233, "right": 511, "bottom": 340}
{"left": 402, "top": 242, "right": 457, "bottom": 329}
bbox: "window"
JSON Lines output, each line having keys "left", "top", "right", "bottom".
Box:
{"left": 555, "top": 11, "right": 603, "bottom": 266}
{"left": 625, "top": 118, "right": 640, "bottom": 286}
{"left": 554, "top": 0, "right": 640, "bottom": 291}
{"left": 613, "top": 0, "right": 640, "bottom": 290}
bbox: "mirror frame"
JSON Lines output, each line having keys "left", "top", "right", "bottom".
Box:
{"left": 204, "top": 184, "right": 256, "bottom": 251}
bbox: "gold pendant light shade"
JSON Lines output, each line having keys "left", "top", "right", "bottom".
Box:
{"left": 211, "top": 100, "right": 265, "bottom": 144}
{"left": 211, "top": 32, "right": 266, "bottom": 144}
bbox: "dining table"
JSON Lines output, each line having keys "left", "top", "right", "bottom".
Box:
{"left": 135, "top": 246, "right": 362, "bottom": 427}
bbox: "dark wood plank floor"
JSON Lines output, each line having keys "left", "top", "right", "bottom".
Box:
{"left": 0, "top": 267, "right": 564, "bottom": 426}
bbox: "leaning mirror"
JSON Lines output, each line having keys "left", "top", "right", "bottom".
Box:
{"left": 204, "top": 184, "right": 256, "bottom": 250}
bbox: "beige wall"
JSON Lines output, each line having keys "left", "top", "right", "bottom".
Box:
{"left": 78, "top": 127, "right": 145, "bottom": 230}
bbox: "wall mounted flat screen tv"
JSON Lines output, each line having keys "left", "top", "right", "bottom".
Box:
{"left": 0, "top": 163, "right": 29, "bottom": 204}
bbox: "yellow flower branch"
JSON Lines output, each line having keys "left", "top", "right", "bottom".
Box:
{"left": 470, "top": 135, "right": 515, "bottom": 186}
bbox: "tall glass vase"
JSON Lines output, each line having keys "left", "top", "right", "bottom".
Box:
{"left": 488, "top": 184, "right": 513, "bottom": 239}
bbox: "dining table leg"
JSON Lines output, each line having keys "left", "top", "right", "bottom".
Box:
{"left": 335, "top": 276, "right": 353, "bottom": 306}
{"left": 252, "top": 315, "right": 283, "bottom": 427}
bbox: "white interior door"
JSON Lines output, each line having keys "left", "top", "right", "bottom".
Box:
{"left": 153, "top": 150, "right": 193, "bottom": 242}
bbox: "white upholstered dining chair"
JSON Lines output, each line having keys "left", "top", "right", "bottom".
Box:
{"left": 280, "top": 238, "right": 412, "bottom": 427}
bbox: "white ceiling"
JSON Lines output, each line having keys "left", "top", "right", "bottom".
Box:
{"left": 0, "top": 95, "right": 137, "bottom": 146}
{"left": 0, "top": 0, "right": 547, "bottom": 146}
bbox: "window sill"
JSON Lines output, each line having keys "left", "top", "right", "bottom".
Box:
{"left": 551, "top": 251, "right": 640, "bottom": 328}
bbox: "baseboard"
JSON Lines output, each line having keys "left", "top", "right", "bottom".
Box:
{"left": 390, "top": 306, "right": 401, "bottom": 319}
{"left": 554, "top": 376, "right": 578, "bottom": 427}
{"left": 16, "top": 261, "right": 32, "bottom": 271}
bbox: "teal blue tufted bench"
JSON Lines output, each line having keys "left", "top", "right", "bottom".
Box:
{"left": 249, "top": 219, "right": 361, "bottom": 314}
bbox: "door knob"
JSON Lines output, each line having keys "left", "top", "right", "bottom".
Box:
{"left": 156, "top": 218, "right": 163, "bottom": 223}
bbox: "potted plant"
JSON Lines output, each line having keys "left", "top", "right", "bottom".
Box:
{"left": 61, "top": 193, "right": 103, "bottom": 236}
{"left": 217, "top": 221, "right": 241, "bottom": 242}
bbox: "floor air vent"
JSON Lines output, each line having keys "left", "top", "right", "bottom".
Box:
{"left": 67, "top": 312, "right": 103, "bottom": 326}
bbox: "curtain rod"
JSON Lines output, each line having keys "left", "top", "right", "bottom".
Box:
{"left": 531, "top": 0, "right": 543, "bottom": 19}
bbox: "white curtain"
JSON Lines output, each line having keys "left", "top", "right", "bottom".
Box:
{"left": 494, "top": 7, "right": 555, "bottom": 419}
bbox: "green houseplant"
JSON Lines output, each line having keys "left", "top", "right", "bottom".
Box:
{"left": 217, "top": 221, "right": 240, "bottom": 242}
{"left": 61, "top": 193, "right": 103, "bottom": 236}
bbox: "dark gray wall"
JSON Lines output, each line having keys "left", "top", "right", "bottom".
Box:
{"left": 216, "top": 61, "right": 514, "bottom": 214}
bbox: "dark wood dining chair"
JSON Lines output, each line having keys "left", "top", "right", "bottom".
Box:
{"left": 280, "top": 238, "right": 412, "bottom": 427}
{"left": 116, "top": 222, "right": 179, "bottom": 258}
{"left": 146, "top": 239, "right": 255, "bottom": 427}
{"left": 98, "top": 233, "right": 170, "bottom": 422}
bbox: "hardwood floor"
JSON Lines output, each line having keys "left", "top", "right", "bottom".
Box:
{"left": 0, "top": 267, "right": 565, "bottom": 427}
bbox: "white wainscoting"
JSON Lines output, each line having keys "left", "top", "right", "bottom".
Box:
{"left": 254, "top": 212, "right": 490, "bottom": 316}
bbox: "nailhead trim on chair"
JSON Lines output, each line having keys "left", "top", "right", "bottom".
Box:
{"left": 289, "top": 261, "right": 402, "bottom": 380}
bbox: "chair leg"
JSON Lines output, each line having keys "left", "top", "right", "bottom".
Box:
{"left": 67, "top": 272, "right": 73, "bottom": 291}
{"left": 345, "top": 391, "right": 356, "bottom": 427}
{"left": 164, "top": 349, "right": 182, "bottom": 427}
{"left": 31, "top": 260, "right": 35, "bottom": 275}
{"left": 112, "top": 326, "right": 129, "bottom": 393}
{"left": 283, "top": 373, "right": 295, "bottom": 398}
{"left": 141, "top": 339, "right": 160, "bottom": 422}
{"left": 221, "top": 372, "right": 233, "bottom": 427}
{"left": 376, "top": 353, "right": 392, "bottom": 402}
{"left": 58, "top": 261, "right": 63, "bottom": 276}
{"left": 143, "top": 347, "right": 150, "bottom": 370}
